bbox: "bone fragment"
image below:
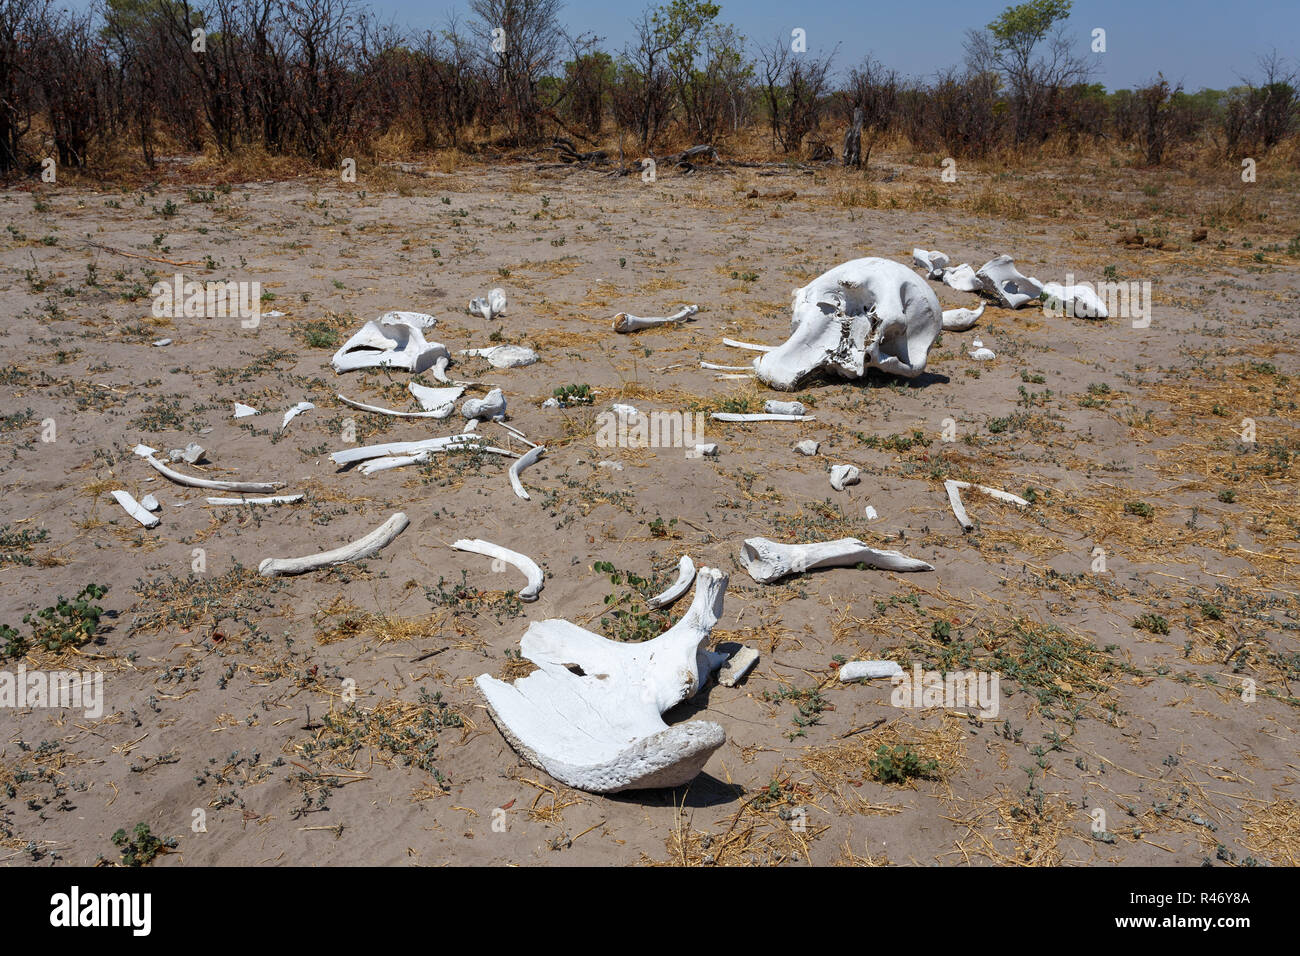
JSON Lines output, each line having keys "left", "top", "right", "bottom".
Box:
{"left": 739, "top": 536, "right": 933, "bottom": 584}
{"left": 941, "top": 302, "right": 985, "bottom": 331}
{"left": 840, "top": 660, "right": 903, "bottom": 681}
{"left": 111, "top": 490, "right": 159, "bottom": 528}
{"left": 830, "top": 464, "right": 861, "bottom": 491}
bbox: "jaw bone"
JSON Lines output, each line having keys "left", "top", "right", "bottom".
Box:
{"left": 613, "top": 304, "right": 698, "bottom": 333}
{"left": 941, "top": 302, "right": 984, "bottom": 331}
{"left": 753, "top": 258, "right": 942, "bottom": 391}
{"left": 976, "top": 255, "right": 1044, "bottom": 309}
{"left": 332, "top": 314, "right": 447, "bottom": 373}
{"left": 258, "top": 512, "right": 409, "bottom": 577}
{"left": 475, "top": 568, "right": 730, "bottom": 792}
{"left": 739, "top": 536, "right": 933, "bottom": 584}
{"left": 1041, "top": 282, "right": 1109, "bottom": 319}
{"left": 469, "top": 288, "right": 507, "bottom": 320}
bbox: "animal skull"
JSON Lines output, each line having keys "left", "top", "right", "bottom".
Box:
{"left": 753, "top": 258, "right": 942, "bottom": 391}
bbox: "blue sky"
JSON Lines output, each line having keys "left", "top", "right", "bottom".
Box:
{"left": 75, "top": 0, "right": 1298, "bottom": 91}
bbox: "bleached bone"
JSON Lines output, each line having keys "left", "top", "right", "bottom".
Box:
{"left": 153, "top": 338, "right": 171, "bottom": 347}
{"left": 830, "top": 464, "right": 861, "bottom": 491}
{"left": 941, "top": 302, "right": 984, "bottom": 331}
{"left": 469, "top": 288, "right": 507, "bottom": 320}
{"left": 459, "top": 345, "right": 538, "bottom": 368}
{"left": 206, "top": 494, "right": 305, "bottom": 505}
{"left": 795, "top": 440, "right": 820, "bottom": 456}
{"left": 739, "top": 536, "right": 933, "bottom": 584}
{"left": 976, "top": 255, "right": 1044, "bottom": 309}
{"left": 701, "top": 362, "right": 752, "bottom": 371}
{"left": 358, "top": 454, "right": 427, "bottom": 475}
{"left": 723, "top": 338, "right": 774, "bottom": 352}
{"left": 379, "top": 310, "right": 438, "bottom": 328}
{"left": 840, "top": 660, "right": 903, "bottom": 681}
{"left": 451, "top": 538, "right": 543, "bottom": 601}
{"left": 912, "top": 248, "right": 950, "bottom": 279}
{"left": 715, "top": 374, "right": 752, "bottom": 381}
{"left": 712, "top": 412, "right": 812, "bottom": 423}
{"left": 969, "top": 337, "right": 995, "bottom": 361}
{"left": 494, "top": 420, "right": 540, "bottom": 450}
{"left": 611, "top": 403, "right": 640, "bottom": 420}
{"left": 864, "top": 505, "right": 879, "bottom": 520}
{"left": 110, "top": 490, "right": 159, "bottom": 528}
{"left": 942, "top": 263, "right": 982, "bottom": 292}
{"left": 330, "top": 433, "right": 489, "bottom": 466}
{"left": 647, "top": 555, "right": 696, "bottom": 609}
{"left": 693, "top": 443, "right": 719, "bottom": 457}
{"left": 332, "top": 314, "right": 447, "bottom": 373}
{"left": 429, "top": 355, "right": 480, "bottom": 386}
{"left": 338, "top": 393, "right": 453, "bottom": 419}
{"left": 944, "top": 479, "right": 1030, "bottom": 530}
{"left": 409, "top": 382, "right": 465, "bottom": 416}
{"left": 475, "top": 568, "right": 729, "bottom": 792}
{"left": 259, "top": 512, "right": 409, "bottom": 577}
{"left": 462, "top": 388, "right": 506, "bottom": 420}
{"left": 764, "top": 400, "right": 806, "bottom": 416}
{"left": 509, "top": 445, "right": 546, "bottom": 500}
{"left": 233, "top": 402, "right": 258, "bottom": 418}
{"left": 280, "top": 401, "right": 315, "bottom": 432}
{"left": 168, "top": 443, "right": 204, "bottom": 464}
{"left": 140, "top": 494, "right": 160, "bottom": 511}
{"left": 1042, "top": 282, "right": 1109, "bottom": 319}
{"left": 613, "top": 304, "right": 698, "bottom": 333}
{"left": 753, "top": 258, "right": 941, "bottom": 390}
{"left": 718, "top": 646, "right": 759, "bottom": 686}
{"left": 134, "top": 445, "right": 283, "bottom": 493}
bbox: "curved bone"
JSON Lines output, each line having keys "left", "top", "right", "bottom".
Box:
{"left": 462, "top": 388, "right": 506, "bottom": 420}
{"left": 912, "top": 248, "right": 950, "bottom": 279}
{"left": 452, "top": 538, "right": 544, "bottom": 601}
{"left": 475, "top": 568, "right": 729, "bottom": 792}
{"left": 711, "top": 412, "right": 812, "bottom": 422}
{"left": 280, "top": 401, "right": 315, "bottom": 431}
{"left": 332, "top": 315, "right": 448, "bottom": 373}
{"left": 613, "top": 304, "right": 698, "bottom": 333}
{"left": 942, "top": 263, "right": 982, "bottom": 292}
{"left": 1041, "top": 282, "right": 1109, "bottom": 319}
{"left": 754, "top": 258, "right": 941, "bottom": 390}
{"left": 739, "top": 536, "right": 933, "bottom": 584}
{"left": 830, "top": 464, "right": 861, "bottom": 491}
{"left": 840, "top": 660, "right": 903, "bottom": 681}
{"left": 976, "top": 255, "right": 1044, "bottom": 309}
{"left": 508, "top": 445, "right": 546, "bottom": 500}
{"left": 409, "top": 382, "right": 465, "bottom": 415}
{"left": 944, "top": 480, "right": 1030, "bottom": 530}
{"left": 330, "top": 433, "right": 499, "bottom": 466}
{"left": 646, "top": 555, "right": 696, "bottom": 609}
{"left": 134, "top": 445, "right": 283, "bottom": 493}
{"left": 941, "top": 301, "right": 984, "bottom": 331}
{"left": 763, "top": 400, "right": 806, "bottom": 416}
{"left": 111, "top": 490, "right": 159, "bottom": 528}
{"left": 259, "top": 512, "right": 409, "bottom": 577}
{"left": 206, "top": 494, "right": 305, "bottom": 505}
{"left": 723, "top": 338, "right": 775, "bottom": 352}
{"left": 429, "top": 355, "right": 480, "bottom": 386}
{"left": 338, "top": 393, "right": 453, "bottom": 419}
{"left": 469, "top": 288, "right": 507, "bottom": 320}
{"left": 458, "top": 345, "right": 538, "bottom": 368}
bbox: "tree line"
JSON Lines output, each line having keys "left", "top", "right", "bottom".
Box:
{"left": 1, "top": 0, "right": 1296, "bottom": 177}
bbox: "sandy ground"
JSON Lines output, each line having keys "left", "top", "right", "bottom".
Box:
{"left": 1, "top": 153, "right": 1297, "bottom": 867}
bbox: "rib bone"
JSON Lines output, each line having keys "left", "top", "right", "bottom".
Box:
{"left": 739, "top": 536, "right": 933, "bottom": 584}
{"left": 508, "top": 445, "right": 546, "bottom": 501}
{"left": 133, "top": 445, "right": 284, "bottom": 493}
{"left": 259, "top": 512, "right": 409, "bottom": 577}
{"left": 452, "top": 538, "right": 544, "bottom": 602}
{"left": 646, "top": 555, "right": 696, "bottom": 609}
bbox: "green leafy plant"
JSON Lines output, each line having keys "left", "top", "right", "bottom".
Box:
{"left": 551, "top": 383, "right": 593, "bottom": 406}
{"left": 868, "top": 744, "right": 940, "bottom": 784}
{"left": 4, "top": 584, "right": 108, "bottom": 658}
{"left": 111, "top": 823, "right": 176, "bottom": 866}
{"left": 1133, "top": 613, "right": 1170, "bottom": 635}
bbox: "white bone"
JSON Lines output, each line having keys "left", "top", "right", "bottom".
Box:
{"left": 458, "top": 345, "right": 538, "bottom": 368}
{"left": 469, "top": 288, "right": 507, "bottom": 320}
{"left": 976, "top": 255, "right": 1044, "bottom": 309}
{"left": 692, "top": 443, "right": 719, "bottom": 457}
{"left": 429, "top": 355, "right": 479, "bottom": 386}
{"left": 332, "top": 315, "right": 447, "bottom": 373}
{"left": 1041, "top": 282, "right": 1110, "bottom": 319}
{"left": 611, "top": 403, "right": 640, "bottom": 421}
{"left": 794, "top": 440, "right": 820, "bottom": 456}
{"left": 830, "top": 464, "right": 861, "bottom": 491}
{"left": 329, "top": 433, "right": 492, "bottom": 466}
{"left": 597, "top": 460, "right": 623, "bottom": 471}
{"left": 718, "top": 646, "right": 759, "bottom": 686}
{"left": 839, "top": 660, "right": 903, "bottom": 681}
{"left": 754, "top": 258, "right": 941, "bottom": 390}
{"left": 739, "top": 536, "right": 933, "bottom": 584}
{"left": 338, "top": 394, "right": 452, "bottom": 419}
{"left": 763, "top": 400, "right": 806, "bottom": 416}
{"left": 701, "top": 362, "right": 752, "bottom": 371}
{"left": 722, "top": 338, "right": 774, "bottom": 352}
{"left": 409, "top": 382, "right": 465, "bottom": 415}
{"left": 864, "top": 505, "right": 879, "bottom": 520}
{"left": 942, "top": 263, "right": 982, "bottom": 292}
{"left": 280, "top": 401, "right": 315, "bottom": 431}
{"left": 110, "top": 490, "right": 159, "bottom": 528}
{"left": 970, "top": 346, "right": 996, "bottom": 361}
{"left": 509, "top": 445, "right": 546, "bottom": 500}
{"left": 646, "top": 555, "right": 696, "bottom": 609}
{"left": 495, "top": 420, "right": 537, "bottom": 448}
{"left": 140, "top": 494, "right": 160, "bottom": 511}
{"left": 912, "top": 248, "right": 950, "bottom": 279}
{"left": 944, "top": 480, "right": 1029, "bottom": 530}
{"left": 475, "top": 568, "right": 729, "bottom": 792}
{"left": 233, "top": 402, "right": 258, "bottom": 418}
{"left": 451, "top": 538, "right": 544, "bottom": 601}
{"left": 152, "top": 338, "right": 171, "bottom": 347}
{"left": 133, "top": 445, "right": 284, "bottom": 493}
{"left": 613, "top": 304, "right": 698, "bottom": 332}
{"left": 206, "top": 494, "right": 305, "bottom": 505}
{"left": 259, "top": 512, "right": 409, "bottom": 577}
{"left": 941, "top": 301, "right": 984, "bottom": 331}
{"left": 462, "top": 388, "right": 506, "bottom": 420}
{"left": 712, "top": 412, "right": 812, "bottom": 422}
{"left": 359, "top": 454, "right": 428, "bottom": 475}
{"left": 463, "top": 419, "right": 480, "bottom": 433}
{"left": 168, "top": 442, "right": 204, "bottom": 463}
{"left": 715, "top": 374, "right": 753, "bottom": 381}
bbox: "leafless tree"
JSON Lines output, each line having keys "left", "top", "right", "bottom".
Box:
{"left": 757, "top": 36, "right": 834, "bottom": 154}
{"left": 469, "top": 0, "right": 564, "bottom": 145}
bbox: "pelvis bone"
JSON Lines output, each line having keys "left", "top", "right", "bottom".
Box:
{"left": 476, "top": 568, "right": 731, "bottom": 793}
{"left": 332, "top": 312, "right": 447, "bottom": 374}
{"left": 753, "top": 258, "right": 941, "bottom": 390}
{"left": 976, "top": 255, "right": 1044, "bottom": 309}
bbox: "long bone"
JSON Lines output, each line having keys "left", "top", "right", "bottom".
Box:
{"left": 258, "top": 512, "right": 409, "bottom": 577}
{"left": 133, "top": 445, "right": 284, "bottom": 494}
{"left": 451, "top": 538, "right": 544, "bottom": 601}
{"left": 613, "top": 304, "right": 698, "bottom": 333}
{"left": 646, "top": 555, "right": 697, "bottom": 609}
{"left": 739, "top": 536, "right": 933, "bottom": 584}
{"left": 508, "top": 445, "right": 546, "bottom": 500}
